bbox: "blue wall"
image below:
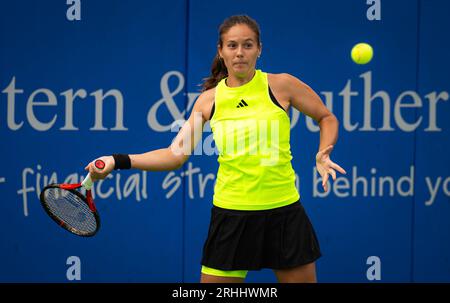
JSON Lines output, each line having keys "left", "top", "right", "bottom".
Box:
{"left": 1, "top": 0, "right": 449, "bottom": 282}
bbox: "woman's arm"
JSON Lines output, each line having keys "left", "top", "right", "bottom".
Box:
{"left": 130, "top": 96, "right": 207, "bottom": 171}
{"left": 279, "top": 73, "right": 346, "bottom": 191}
{"left": 280, "top": 73, "right": 338, "bottom": 151}
{"left": 85, "top": 89, "right": 214, "bottom": 179}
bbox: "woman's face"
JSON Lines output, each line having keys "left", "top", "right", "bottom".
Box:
{"left": 218, "top": 24, "right": 261, "bottom": 79}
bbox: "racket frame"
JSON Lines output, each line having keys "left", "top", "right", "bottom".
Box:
{"left": 40, "top": 180, "right": 100, "bottom": 237}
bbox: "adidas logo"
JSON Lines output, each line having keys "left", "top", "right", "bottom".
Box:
{"left": 236, "top": 99, "right": 249, "bottom": 108}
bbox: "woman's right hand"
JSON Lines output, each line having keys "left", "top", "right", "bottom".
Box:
{"left": 84, "top": 156, "right": 115, "bottom": 181}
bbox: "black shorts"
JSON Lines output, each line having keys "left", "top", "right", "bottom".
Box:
{"left": 201, "top": 201, "right": 322, "bottom": 271}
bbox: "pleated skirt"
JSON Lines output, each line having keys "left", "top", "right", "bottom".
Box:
{"left": 201, "top": 200, "right": 322, "bottom": 271}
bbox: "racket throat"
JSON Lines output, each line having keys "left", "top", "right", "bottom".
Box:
{"left": 86, "top": 191, "right": 97, "bottom": 212}
{"left": 60, "top": 183, "right": 82, "bottom": 190}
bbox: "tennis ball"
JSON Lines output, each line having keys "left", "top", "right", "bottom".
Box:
{"left": 351, "top": 43, "right": 373, "bottom": 64}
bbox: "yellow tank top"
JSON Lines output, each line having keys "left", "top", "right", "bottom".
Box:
{"left": 210, "top": 69, "right": 300, "bottom": 210}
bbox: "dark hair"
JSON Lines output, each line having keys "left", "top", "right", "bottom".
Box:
{"left": 201, "top": 15, "right": 261, "bottom": 92}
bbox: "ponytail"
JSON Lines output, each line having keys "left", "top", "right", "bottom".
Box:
{"left": 201, "top": 54, "right": 228, "bottom": 92}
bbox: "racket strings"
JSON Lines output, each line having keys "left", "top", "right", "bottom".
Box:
{"left": 43, "top": 188, "right": 97, "bottom": 234}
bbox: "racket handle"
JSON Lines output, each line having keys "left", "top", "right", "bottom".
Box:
{"left": 82, "top": 159, "right": 106, "bottom": 190}
{"left": 82, "top": 173, "right": 93, "bottom": 190}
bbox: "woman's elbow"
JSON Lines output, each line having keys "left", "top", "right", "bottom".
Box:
{"left": 173, "top": 157, "right": 185, "bottom": 170}
{"left": 318, "top": 112, "right": 338, "bottom": 125}
{"left": 167, "top": 147, "right": 188, "bottom": 170}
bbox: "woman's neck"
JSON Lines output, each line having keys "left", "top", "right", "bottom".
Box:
{"left": 226, "top": 70, "right": 256, "bottom": 87}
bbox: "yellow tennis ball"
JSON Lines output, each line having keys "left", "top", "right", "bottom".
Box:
{"left": 351, "top": 43, "right": 373, "bottom": 64}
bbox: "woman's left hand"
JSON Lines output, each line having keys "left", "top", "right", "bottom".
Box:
{"left": 315, "top": 145, "right": 346, "bottom": 192}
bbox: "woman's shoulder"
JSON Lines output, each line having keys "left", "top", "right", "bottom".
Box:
{"left": 198, "top": 87, "right": 216, "bottom": 104}
{"left": 267, "top": 72, "right": 300, "bottom": 90}
{"left": 267, "top": 72, "right": 298, "bottom": 82}
{"left": 193, "top": 87, "right": 216, "bottom": 121}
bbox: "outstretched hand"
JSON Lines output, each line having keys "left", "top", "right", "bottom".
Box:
{"left": 316, "top": 145, "right": 346, "bottom": 192}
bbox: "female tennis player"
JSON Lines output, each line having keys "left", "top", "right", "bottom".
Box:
{"left": 85, "top": 15, "right": 346, "bottom": 283}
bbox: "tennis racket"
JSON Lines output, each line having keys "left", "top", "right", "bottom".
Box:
{"left": 39, "top": 159, "right": 105, "bottom": 237}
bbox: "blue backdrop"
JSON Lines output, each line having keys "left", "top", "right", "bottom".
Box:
{"left": 1, "top": 0, "right": 449, "bottom": 282}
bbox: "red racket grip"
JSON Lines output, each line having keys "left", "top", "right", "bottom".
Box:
{"left": 94, "top": 159, "right": 105, "bottom": 170}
